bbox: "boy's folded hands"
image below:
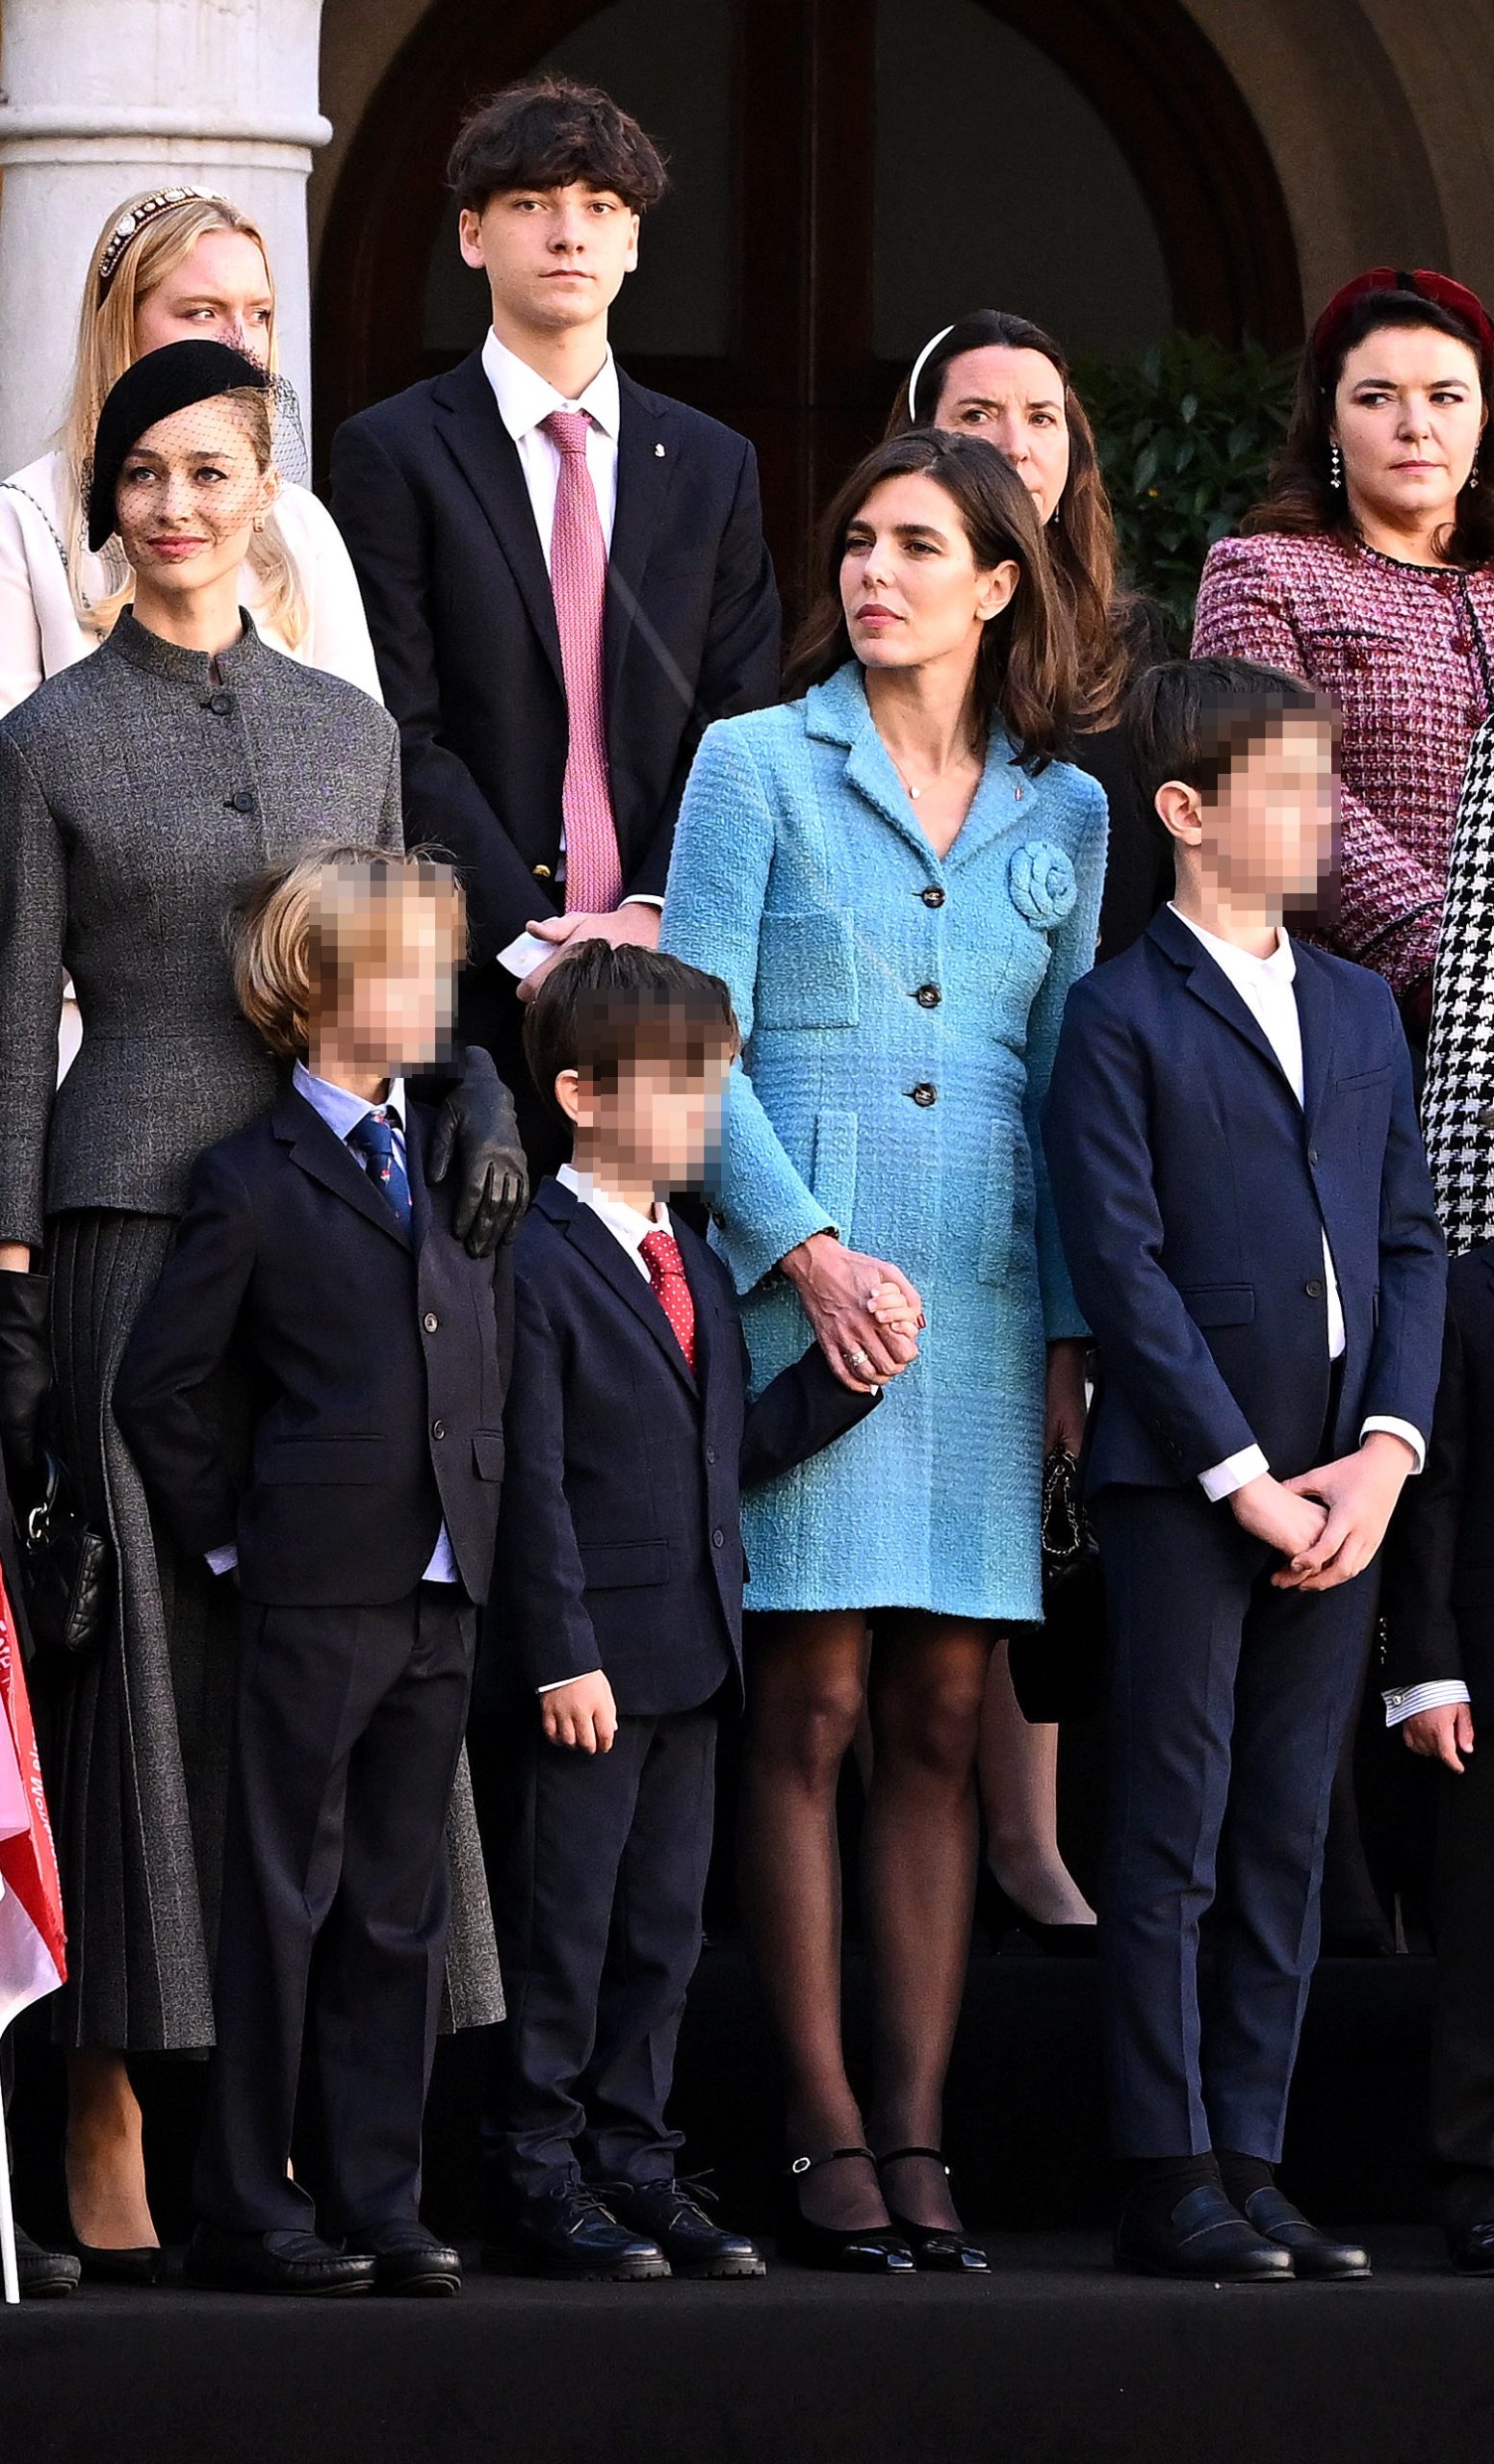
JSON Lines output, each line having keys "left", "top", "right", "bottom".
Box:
{"left": 542, "top": 1669, "right": 620, "bottom": 1755}
{"left": 1274, "top": 1430, "right": 1418, "bottom": 1593}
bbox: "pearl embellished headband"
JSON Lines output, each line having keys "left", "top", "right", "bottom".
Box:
{"left": 96, "top": 188, "right": 227, "bottom": 295}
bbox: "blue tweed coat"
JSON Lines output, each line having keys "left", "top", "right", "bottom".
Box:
{"left": 661, "top": 661, "right": 1108, "bottom": 1618}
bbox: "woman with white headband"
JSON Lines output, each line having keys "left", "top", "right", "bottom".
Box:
{"left": 0, "top": 184, "right": 379, "bottom": 712}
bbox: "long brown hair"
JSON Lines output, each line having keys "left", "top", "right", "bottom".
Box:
{"left": 1244, "top": 288, "right": 1494, "bottom": 568}
{"left": 785, "top": 430, "right": 1074, "bottom": 771}
{"left": 60, "top": 190, "right": 305, "bottom": 644}
{"left": 888, "top": 309, "right": 1131, "bottom": 727}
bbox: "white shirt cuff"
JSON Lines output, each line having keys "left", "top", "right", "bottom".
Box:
{"left": 1361, "top": 1417, "right": 1426, "bottom": 1476}
{"left": 1199, "top": 1444, "right": 1269, "bottom": 1502}
{"left": 537, "top": 1672, "right": 603, "bottom": 1694}
{"left": 619, "top": 895, "right": 663, "bottom": 911}
{"left": 1382, "top": 1680, "right": 1471, "bottom": 1727}
{"left": 205, "top": 1544, "right": 239, "bottom": 1577}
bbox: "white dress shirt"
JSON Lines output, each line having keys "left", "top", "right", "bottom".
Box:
{"left": 206, "top": 1063, "right": 458, "bottom": 1584}
{"left": 533, "top": 1165, "right": 675, "bottom": 1692}
{"left": 480, "top": 326, "right": 620, "bottom": 565}
{"left": 1169, "top": 911, "right": 1426, "bottom": 1502}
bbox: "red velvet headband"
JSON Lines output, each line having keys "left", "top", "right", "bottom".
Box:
{"left": 1311, "top": 267, "right": 1494, "bottom": 374}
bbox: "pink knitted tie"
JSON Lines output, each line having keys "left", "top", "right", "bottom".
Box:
{"left": 543, "top": 408, "right": 624, "bottom": 914}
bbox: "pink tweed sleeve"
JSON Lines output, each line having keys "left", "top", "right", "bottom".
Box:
{"left": 1194, "top": 538, "right": 1442, "bottom": 994}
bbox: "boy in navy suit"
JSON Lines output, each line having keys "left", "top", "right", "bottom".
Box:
{"left": 115, "top": 846, "right": 511, "bottom": 2299}
{"left": 480, "top": 941, "right": 880, "bottom": 2279}
{"left": 1043, "top": 660, "right": 1446, "bottom": 2282}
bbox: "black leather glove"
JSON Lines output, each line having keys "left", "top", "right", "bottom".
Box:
{"left": 0, "top": 1270, "right": 53, "bottom": 1485}
{"left": 425, "top": 1045, "right": 528, "bottom": 1258}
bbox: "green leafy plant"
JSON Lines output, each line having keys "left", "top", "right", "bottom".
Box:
{"left": 1075, "top": 335, "right": 1298, "bottom": 646}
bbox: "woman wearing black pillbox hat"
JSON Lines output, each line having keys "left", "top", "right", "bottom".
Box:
{"left": 0, "top": 341, "right": 514, "bottom": 2275}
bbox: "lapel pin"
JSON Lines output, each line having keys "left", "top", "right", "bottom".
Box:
{"left": 655, "top": 443, "right": 666, "bottom": 458}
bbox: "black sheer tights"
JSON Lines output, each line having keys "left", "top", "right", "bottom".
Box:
{"left": 738, "top": 1609, "right": 995, "bottom": 2233}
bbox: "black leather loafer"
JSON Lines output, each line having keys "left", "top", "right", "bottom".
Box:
{"left": 601, "top": 2178, "right": 765, "bottom": 2278}
{"left": 1240, "top": 2186, "right": 1370, "bottom": 2279}
{"left": 484, "top": 2184, "right": 670, "bottom": 2281}
{"left": 15, "top": 2228, "right": 81, "bottom": 2297}
{"left": 1115, "top": 2184, "right": 1293, "bottom": 2281}
{"left": 346, "top": 2220, "right": 462, "bottom": 2296}
{"left": 1451, "top": 2220, "right": 1494, "bottom": 2275}
{"left": 185, "top": 2224, "right": 376, "bottom": 2296}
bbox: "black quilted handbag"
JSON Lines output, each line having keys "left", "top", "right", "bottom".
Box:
{"left": 1007, "top": 1445, "right": 1105, "bottom": 1724}
{"left": 19, "top": 1450, "right": 112, "bottom": 1661}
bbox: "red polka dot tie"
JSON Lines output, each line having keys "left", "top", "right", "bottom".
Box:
{"left": 542, "top": 408, "right": 625, "bottom": 916}
{"left": 640, "top": 1227, "right": 697, "bottom": 1375}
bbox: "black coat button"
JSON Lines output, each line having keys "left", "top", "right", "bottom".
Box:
{"left": 226, "top": 790, "right": 254, "bottom": 813}
{"left": 424, "top": 1312, "right": 439, "bottom": 1333}
{"left": 915, "top": 985, "right": 940, "bottom": 1008}
{"left": 921, "top": 886, "right": 945, "bottom": 909}
{"left": 1305, "top": 1279, "right": 1324, "bottom": 1298}
{"left": 910, "top": 1083, "right": 937, "bottom": 1107}
{"left": 431, "top": 1420, "right": 446, "bottom": 1440}
{"left": 209, "top": 691, "right": 234, "bottom": 716}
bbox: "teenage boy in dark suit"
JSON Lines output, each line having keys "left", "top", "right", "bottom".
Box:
{"left": 1043, "top": 658, "right": 1446, "bottom": 2282}
{"left": 330, "top": 76, "right": 781, "bottom": 1172}
{"left": 480, "top": 941, "right": 883, "bottom": 2279}
{"left": 115, "top": 847, "right": 511, "bottom": 2299}
{"left": 1382, "top": 1242, "right": 1494, "bottom": 2272}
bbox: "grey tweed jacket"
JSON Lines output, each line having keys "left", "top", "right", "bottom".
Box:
{"left": 0, "top": 609, "right": 402, "bottom": 1247}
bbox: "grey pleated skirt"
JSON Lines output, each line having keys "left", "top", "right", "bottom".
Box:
{"left": 42, "top": 1209, "right": 502, "bottom": 2052}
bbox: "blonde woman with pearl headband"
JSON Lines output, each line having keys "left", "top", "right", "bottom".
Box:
{"left": 0, "top": 185, "right": 380, "bottom": 713}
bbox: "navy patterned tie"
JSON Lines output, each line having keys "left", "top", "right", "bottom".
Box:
{"left": 346, "top": 1106, "right": 412, "bottom": 1232}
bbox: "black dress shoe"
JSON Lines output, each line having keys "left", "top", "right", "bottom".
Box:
{"left": 600, "top": 2177, "right": 765, "bottom": 2279}
{"left": 1115, "top": 2184, "right": 1294, "bottom": 2281}
{"left": 1239, "top": 2186, "right": 1370, "bottom": 2279}
{"left": 1450, "top": 2220, "right": 1494, "bottom": 2274}
{"left": 484, "top": 2184, "right": 670, "bottom": 2282}
{"left": 185, "top": 2223, "right": 376, "bottom": 2296}
{"left": 346, "top": 2220, "right": 462, "bottom": 2297}
{"left": 67, "top": 2235, "right": 163, "bottom": 2286}
{"left": 874, "top": 2147, "right": 990, "bottom": 2273}
{"left": 15, "top": 2228, "right": 81, "bottom": 2297}
{"left": 780, "top": 2149, "right": 916, "bottom": 2275}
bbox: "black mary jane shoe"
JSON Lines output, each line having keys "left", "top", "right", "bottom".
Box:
{"left": 779, "top": 2148, "right": 915, "bottom": 2275}
{"left": 874, "top": 2147, "right": 990, "bottom": 2274}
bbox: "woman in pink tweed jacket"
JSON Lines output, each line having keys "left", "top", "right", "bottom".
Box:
{"left": 1194, "top": 267, "right": 1494, "bottom": 1020}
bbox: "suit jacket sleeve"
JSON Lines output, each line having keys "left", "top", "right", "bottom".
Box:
{"left": 0, "top": 731, "right": 64, "bottom": 1250}
{"left": 1024, "top": 775, "right": 1107, "bottom": 1341}
{"left": 628, "top": 440, "right": 781, "bottom": 902}
{"left": 1042, "top": 980, "right": 1262, "bottom": 1476}
{"left": 1360, "top": 978, "right": 1448, "bottom": 1439}
{"left": 492, "top": 1270, "right": 602, "bottom": 1692}
{"left": 739, "top": 1335, "right": 879, "bottom": 1489}
{"left": 328, "top": 416, "right": 549, "bottom": 958}
{"left": 661, "top": 722, "right": 836, "bottom": 1288}
{"left": 1193, "top": 539, "right": 1440, "bottom": 995}
{"left": 111, "top": 1146, "right": 257, "bottom": 1557}
{"left": 1380, "top": 1292, "right": 1466, "bottom": 1694}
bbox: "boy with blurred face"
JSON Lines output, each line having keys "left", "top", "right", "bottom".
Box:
{"left": 1043, "top": 659, "right": 1447, "bottom": 2282}
{"left": 115, "top": 849, "right": 511, "bottom": 2298}
{"left": 330, "top": 76, "right": 780, "bottom": 1175}
{"left": 479, "top": 942, "right": 881, "bottom": 2281}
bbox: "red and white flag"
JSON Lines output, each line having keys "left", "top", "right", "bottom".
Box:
{"left": 0, "top": 1563, "right": 65, "bottom": 2029}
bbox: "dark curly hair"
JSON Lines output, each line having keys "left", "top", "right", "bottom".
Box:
{"left": 1244, "top": 288, "right": 1494, "bottom": 568}
{"left": 448, "top": 75, "right": 668, "bottom": 218}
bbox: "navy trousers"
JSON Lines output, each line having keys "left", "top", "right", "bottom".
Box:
{"left": 482, "top": 1703, "right": 718, "bottom": 2200}
{"left": 1093, "top": 1484, "right": 1376, "bottom": 2161}
{"left": 194, "top": 1583, "right": 476, "bottom": 2235}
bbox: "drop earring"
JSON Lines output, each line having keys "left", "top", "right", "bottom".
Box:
{"left": 1472, "top": 455, "right": 1482, "bottom": 489}
{"left": 1329, "top": 442, "right": 1343, "bottom": 492}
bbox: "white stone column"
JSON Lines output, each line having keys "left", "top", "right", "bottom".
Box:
{"left": 0, "top": 0, "right": 330, "bottom": 475}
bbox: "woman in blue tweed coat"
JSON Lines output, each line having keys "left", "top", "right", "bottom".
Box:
{"left": 662, "top": 431, "right": 1106, "bottom": 2269}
